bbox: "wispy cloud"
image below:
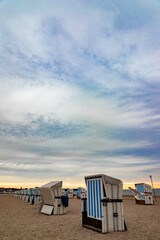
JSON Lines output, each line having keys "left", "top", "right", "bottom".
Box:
{"left": 0, "top": 0, "right": 160, "bottom": 187}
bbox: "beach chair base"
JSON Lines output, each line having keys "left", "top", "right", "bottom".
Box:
{"left": 82, "top": 224, "right": 102, "bottom": 233}
{"left": 82, "top": 212, "right": 102, "bottom": 232}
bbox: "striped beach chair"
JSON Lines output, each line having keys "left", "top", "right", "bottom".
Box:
{"left": 33, "top": 187, "right": 41, "bottom": 205}
{"left": 25, "top": 189, "right": 29, "bottom": 202}
{"left": 77, "top": 187, "right": 86, "bottom": 199}
{"left": 28, "top": 188, "right": 33, "bottom": 203}
{"left": 67, "top": 188, "right": 73, "bottom": 199}
{"left": 29, "top": 188, "right": 35, "bottom": 204}
{"left": 82, "top": 174, "right": 127, "bottom": 233}
{"left": 129, "top": 183, "right": 154, "bottom": 205}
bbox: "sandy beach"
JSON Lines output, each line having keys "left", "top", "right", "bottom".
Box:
{"left": 0, "top": 195, "right": 160, "bottom": 240}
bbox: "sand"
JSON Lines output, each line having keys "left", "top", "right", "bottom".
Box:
{"left": 0, "top": 195, "right": 160, "bottom": 240}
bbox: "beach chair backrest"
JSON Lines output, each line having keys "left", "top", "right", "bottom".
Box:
{"left": 135, "top": 183, "right": 152, "bottom": 194}
{"left": 40, "top": 181, "right": 62, "bottom": 205}
{"left": 86, "top": 178, "right": 103, "bottom": 220}
{"left": 135, "top": 184, "right": 144, "bottom": 193}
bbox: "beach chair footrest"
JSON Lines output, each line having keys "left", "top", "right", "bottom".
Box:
{"left": 41, "top": 205, "right": 54, "bottom": 215}
{"left": 82, "top": 224, "right": 102, "bottom": 233}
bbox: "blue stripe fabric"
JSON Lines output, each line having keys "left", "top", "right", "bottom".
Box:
{"left": 93, "top": 180, "right": 96, "bottom": 218}
{"left": 78, "top": 188, "right": 81, "bottom": 197}
{"left": 98, "top": 179, "right": 102, "bottom": 219}
{"left": 88, "top": 181, "right": 91, "bottom": 216}
{"left": 87, "top": 178, "right": 102, "bottom": 220}
{"left": 91, "top": 181, "right": 93, "bottom": 217}
{"left": 136, "top": 184, "right": 144, "bottom": 193}
{"left": 34, "top": 187, "right": 38, "bottom": 201}
{"left": 96, "top": 180, "right": 99, "bottom": 219}
{"left": 35, "top": 187, "right": 37, "bottom": 196}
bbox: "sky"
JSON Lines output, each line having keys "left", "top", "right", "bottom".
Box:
{"left": 0, "top": 0, "right": 160, "bottom": 189}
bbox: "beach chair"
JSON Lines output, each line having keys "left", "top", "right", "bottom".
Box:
{"left": 82, "top": 174, "right": 127, "bottom": 233}
{"left": 29, "top": 188, "right": 35, "bottom": 204}
{"left": 22, "top": 190, "right": 27, "bottom": 201}
{"left": 39, "top": 181, "right": 69, "bottom": 215}
{"left": 19, "top": 190, "right": 22, "bottom": 199}
{"left": 18, "top": 190, "right": 21, "bottom": 199}
{"left": 67, "top": 188, "right": 74, "bottom": 199}
{"left": 61, "top": 189, "right": 66, "bottom": 196}
{"left": 20, "top": 190, "right": 24, "bottom": 200}
{"left": 14, "top": 191, "right": 17, "bottom": 197}
{"left": 16, "top": 190, "right": 19, "bottom": 198}
{"left": 25, "top": 189, "right": 29, "bottom": 202}
{"left": 14, "top": 190, "right": 20, "bottom": 198}
{"left": 28, "top": 188, "right": 32, "bottom": 203}
{"left": 77, "top": 187, "right": 86, "bottom": 199}
{"left": 26, "top": 188, "right": 32, "bottom": 203}
{"left": 22, "top": 190, "right": 25, "bottom": 201}
{"left": 33, "top": 187, "right": 41, "bottom": 205}
{"left": 129, "top": 183, "right": 154, "bottom": 205}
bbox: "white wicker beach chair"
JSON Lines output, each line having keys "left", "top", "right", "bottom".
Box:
{"left": 39, "top": 181, "right": 68, "bottom": 215}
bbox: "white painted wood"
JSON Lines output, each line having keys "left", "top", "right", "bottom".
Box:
{"left": 105, "top": 183, "right": 112, "bottom": 199}
{"left": 107, "top": 202, "right": 114, "bottom": 232}
{"left": 121, "top": 202, "right": 125, "bottom": 230}
{"left": 41, "top": 205, "right": 53, "bottom": 215}
{"left": 39, "top": 180, "right": 67, "bottom": 215}
{"left": 113, "top": 185, "right": 118, "bottom": 231}
{"left": 59, "top": 204, "right": 63, "bottom": 215}
{"left": 117, "top": 202, "right": 123, "bottom": 231}
{"left": 54, "top": 199, "right": 58, "bottom": 214}
{"left": 102, "top": 204, "right": 107, "bottom": 233}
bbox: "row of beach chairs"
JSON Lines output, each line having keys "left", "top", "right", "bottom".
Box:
{"left": 15, "top": 187, "right": 87, "bottom": 203}
{"left": 14, "top": 187, "right": 42, "bottom": 205}
{"left": 62, "top": 187, "right": 87, "bottom": 199}
{"left": 14, "top": 174, "right": 154, "bottom": 234}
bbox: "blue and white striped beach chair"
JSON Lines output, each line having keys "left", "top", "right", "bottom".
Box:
{"left": 28, "top": 188, "right": 33, "bottom": 203}
{"left": 66, "top": 188, "right": 73, "bottom": 199}
{"left": 129, "top": 183, "right": 154, "bottom": 205}
{"left": 77, "top": 187, "right": 86, "bottom": 199}
{"left": 25, "top": 189, "right": 29, "bottom": 202}
{"left": 77, "top": 188, "right": 82, "bottom": 199}
{"left": 82, "top": 174, "right": 127, "bottom": 233}
{"left": 33, "top": 187, "right": 41, "bottom": 205}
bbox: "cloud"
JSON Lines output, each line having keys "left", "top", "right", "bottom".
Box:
{"left": 0, "top": 0, "right": 160, "bottom": 186}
